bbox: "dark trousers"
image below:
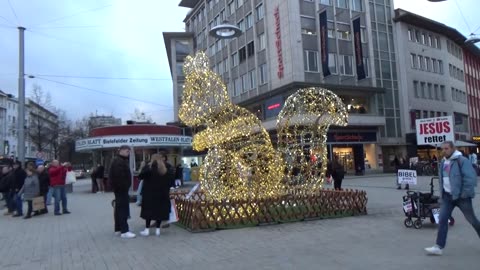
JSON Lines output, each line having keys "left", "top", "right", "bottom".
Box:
{"left": 334, "top": 177, "right": 343, "bottom": 190}
{"left": 5, "top": 191, "right": 15, "bottom": 213}
{"left": 146, "top": 219, "right": 161, "bottom": 228}
{"left": 436, "top": 193, "right": 480, "bottom": 248}
{"left": 26, "top": 200, "right": 33, "bottom": 217}
{"left": 114, "top": 191, "right": 130, "bottom": 233}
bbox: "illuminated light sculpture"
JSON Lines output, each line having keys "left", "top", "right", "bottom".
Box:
{"left": 179, "top": 52, "right": 284, "bottom": 201}
{"left": 179, "top": 52, "right": 348, "bottom": 201}
{"left": 277, "top": 87, "right": 348, "bottom": 192}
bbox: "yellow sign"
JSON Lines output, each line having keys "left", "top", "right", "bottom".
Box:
{"left": 472, "top": 136, "right": 480, "bottom": 142}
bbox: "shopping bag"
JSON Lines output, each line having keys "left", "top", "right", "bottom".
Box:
{"left": 65, "top": 171, "right": 77, "bottom": 184}
{"left": 169, "top": 199, "right": 179, "bottom": 223}
{"left": 32, "top": 196, "right": 45, "bottom": 211}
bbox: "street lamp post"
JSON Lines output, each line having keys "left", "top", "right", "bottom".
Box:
{"left": 18, "top": 26, "right": 26, "bottom": 164}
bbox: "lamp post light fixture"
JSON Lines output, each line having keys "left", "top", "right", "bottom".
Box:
{"left": 427, "top": 0, "right": 447, "bottom": 2}
{"left": 209, "top": 21, "right": 242, "bottom": 39}
{"left": 465, "top": 34, "right": 480, "bottom": 45}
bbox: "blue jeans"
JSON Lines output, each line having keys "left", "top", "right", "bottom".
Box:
{"left": 136, "top": 180, "right": 143, "bottom": 205}
{"left": 53, "top": 186, "right": 68, "bottom": 214}
{"left": 46, "top": 187, "right": 53, "bottom": 205}
{"left": 14, "top": 193, "right": 23, "bottom": 215}
{"left": 436, "top": 193, "right": 480, "bottom": 248}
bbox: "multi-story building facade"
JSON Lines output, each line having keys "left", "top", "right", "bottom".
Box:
{"left": 0, "top": 90, "right": 8, "bottom": 156}
{"left": 464, "top": 44, "right": 480, "bottom": 146}
{"left": 2, "top": 93, "right": 58, "bottom": 161}
{"left": 166, "top": 0, "right": 405, "bottom": 173}
{"left": 393, "top": 9, "right": 471, "bottom": 159}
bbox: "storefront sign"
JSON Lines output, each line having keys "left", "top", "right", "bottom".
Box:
{"left": 274, "top": 6, "right": 284, "bottom": 79}
{"left": 415, "top": 116, "right": 454, "bottom": 145}
{"left": 265, "top": 96, "right": 284, "bottom": 119}
{"left": 472, "top": 136, "right": 480, "bottom": 142}
{"left": 327, "top": 132, "right": 377, "bottom": 143}
{"left": 75, "top": 135, "right": 192, "bottom": 151}
{"left": 397, "top": 169, "right": 417, "bottom": 185}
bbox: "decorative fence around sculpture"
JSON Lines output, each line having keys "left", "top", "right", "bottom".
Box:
{"left": 170, "top": 188, "right": 368, "bottom": 232}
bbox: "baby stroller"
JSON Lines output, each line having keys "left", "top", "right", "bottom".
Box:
{"left": 402, "top": 177, "right": 455, "bottom": 229}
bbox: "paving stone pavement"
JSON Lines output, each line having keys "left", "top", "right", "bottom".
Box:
{"left": 1, "top": 175, "right": 479, "bottom": 270}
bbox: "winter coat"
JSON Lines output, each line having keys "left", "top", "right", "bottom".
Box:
{"left": 19, "top": 174, "right": 40, "bottom": 200}
{"left": 327, "top": 160, "right": 345, "bottom": 181}
{"left": 175, "top": 166, "right": 183, "bottom": 180}
{"left": 49, "top": 165, "right": 66, "bottom": 186}
{"left": 38, "top": 171, "right": 50, "bottom": 195}
{"left": 108, "top": 155, "right": 131, "bottom": 193}
{"left": 95, "top": 165, "right": 105, "bottom": 179}
{"left": 0, "top": 171, "right": 15, "bottom": 192}
{"left": 139, "top": 163, "right": 173, "bottom": 221}
{"left": 439, "top": 150, "right": 477, "bottom": 200}
{"left": 13, "top": 168, "right": 27, "bottom": 192}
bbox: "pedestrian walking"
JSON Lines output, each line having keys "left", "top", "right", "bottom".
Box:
{"left": 1, "top": 164, "right": 15, "bottom": 215}
{"left": 18, "top": 163, "right": 40, "bottom": 219}
{"left": 138, "top": 153, "right": 174, "bottom": 236}
{"left": 425, "top": 141, "right": 480, "bottom": 255}
{"left": 90, "top": 165, "right": 98, "bottom": 193}
{"left": 109, "top": 145, "right": 135, "bottom": 239}
{"left": 174, "top": 163, "right": 183, "bottom": 188}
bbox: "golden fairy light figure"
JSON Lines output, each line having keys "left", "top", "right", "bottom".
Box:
{"left": 179, "top": 52, "right": 348, "bottom": 201}
{"left": 179, "top": 52, "right": 284, "bottom": 201}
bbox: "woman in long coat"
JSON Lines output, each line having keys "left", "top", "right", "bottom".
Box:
{"left": 138, "top": 153, "right": 174, "bottom": 236}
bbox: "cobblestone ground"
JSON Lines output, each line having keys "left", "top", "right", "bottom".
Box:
{"left": 0, "top": 175, "right": 479, "bottom": 270}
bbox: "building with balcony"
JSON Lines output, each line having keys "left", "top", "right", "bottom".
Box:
{"left": 393, "top": 9, "right": 474, "bottom": 159}
{"left": 165, "top": 0, "right": 405, "bottom": 173}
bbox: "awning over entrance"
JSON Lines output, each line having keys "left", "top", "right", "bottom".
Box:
{"left": 454, "top": 140, "right": 476, "bottom": 147}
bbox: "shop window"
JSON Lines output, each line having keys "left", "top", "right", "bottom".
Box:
{"left": 341, "top": 96, "right": 370, "bottom": 114}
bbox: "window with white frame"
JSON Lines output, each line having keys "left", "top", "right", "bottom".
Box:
{"left": 301, "top": 17, "right": 317, "bottom": 35}
{"left": 408, "top": 29, "right": 413, "bottom": 41}
{"left": 228, "top": 1, "right": 235, "bottom": 15}
{"left": 410, "top": 53, "right": 416, "bottom": 68}
{"left": 336, "top": 29, "right": 350, "bottom": 40}
{"left": 336, "top": 0, "right": 348, "bottom": 9}
{"left": 420, "top": 82, "right": 426, "bottom": 98}
{"left": 361, "top": 27, "right": 367, "bottom": 43}
{"left": 413, "top": 81, "right": 419, "bottom": 98}
{"left": 363, "top": 57, "right": 369, "bottom": 77}
{"left": 246, "top": 13, "right": 253, "bottom": 29}
{"left": 438, "top": 60, "right": 443, "bottom": 73}
{"left": 320, "top": 0, "right": 332, "bottom": 5}
{"left": 236, "top": 0, "right": 243, "bottom": 8}
{"left": 238, "top": 19, "right": 245, "bottom": 31}
{"left": 434, "top": 84, "right": 439, "bottom": 100}
{"left": 304, "top": 50, "right": 319, "bottom": 72}
{"left": 440, "top": 85, "right": 446, "bottom": 101}
{"left": 328, "top": 53, "right": 337, "bottom": 74}
{"left": 233, "top": 78, "right": 241, "bottom": 96}
{"left": 259, "top": 63, "right": 267, "bottom": 85}
{"left": 339, "top": 55, "right": 353, "bottom": 75}
{"left": 351, "top": 0, "right": 363, "bottom": 11}
{"left": 258, "top": 33, "right": 265, "bottom": 50}
{"left": 256, "top": 3, "right": 264, "bottom": 21}
{"left": 241, "top": 74, "right": 248, "bottom": 93}
{"left": 232, "top": 52, "right": 238, "bottom": 66}
{"left": 248, "top": 70, "right": 256, "bottom": 89}
{"left": 425, "top": 57, "right": 431, "bottom": 72}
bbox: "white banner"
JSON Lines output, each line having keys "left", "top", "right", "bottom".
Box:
{"left": 75, "top": 135, "right": 192, "bottom": 151}
{"left": 397, "top": 169, "right": 417, "bottom": 185}
{"left": 415, "top": 116, "right": 454, "bottom": 146}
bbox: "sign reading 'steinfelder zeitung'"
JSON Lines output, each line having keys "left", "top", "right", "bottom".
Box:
{"left": 415, "top": 116, "right": 454, "bottom": 145}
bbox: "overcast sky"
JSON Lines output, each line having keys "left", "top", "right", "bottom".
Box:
{"left": 0, "top": 0, "right": 478, "bottom": 125}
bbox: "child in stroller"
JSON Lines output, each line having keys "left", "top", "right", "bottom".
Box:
{"left": 402, "top": 177, "right": 455, "bottom": 229}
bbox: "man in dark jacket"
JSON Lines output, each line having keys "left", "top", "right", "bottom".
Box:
{"left": 37, "top": 165, "right": 50, "bottom": 214}
{"left": 108, "top": 145, "right": 135, "bottom": 239}
{"left": 1, "top": 165, "right": 16, "bottom": 215}
{"left": 12, "top": 161, "right": 27, "bottom": 217}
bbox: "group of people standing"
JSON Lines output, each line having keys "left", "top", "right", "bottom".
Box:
{"left": 1, "top": 160, "right": 71, "bottom": 219}
{"left": 109, "top": 145, "right": 175, "bottom": 239}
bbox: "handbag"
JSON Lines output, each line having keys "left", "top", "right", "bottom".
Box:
{"left": 32, "top": 196, "right": 45, "bottom": 211}
{"left": 168, "top": 199, "right": 179, "bottom": 223}
{"left": 65, "top": 171, "right": 77, "bottom": 184}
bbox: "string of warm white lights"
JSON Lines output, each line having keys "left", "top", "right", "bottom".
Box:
{"left": 179, "top": 52, "right": 348, "bottom": 201}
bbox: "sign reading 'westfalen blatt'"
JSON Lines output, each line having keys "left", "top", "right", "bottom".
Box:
{"left": 415, "top": 116, "right": 454, "bottom": 146}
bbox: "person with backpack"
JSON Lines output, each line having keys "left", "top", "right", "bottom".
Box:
{"left": 425, "top": 141, "right": 480, "bottom": 255}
